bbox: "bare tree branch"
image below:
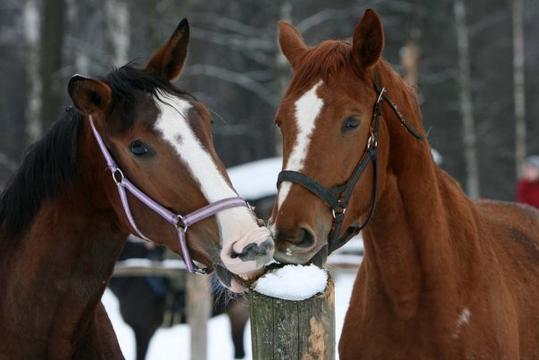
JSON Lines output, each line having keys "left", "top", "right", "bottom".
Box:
{"left": 188, "top": 27, "right": 275, "bottom": 67}
{"left": 469, "top": 10, "right": 507, "bottom": 37}
{"left": 190, "top": 27, "right": 274, "bottom": 51}
{"left": 189, "top": 12, "right": 263, "bottom": 37}
{"left": 296, "top": 6, "right": 361, "bottom": 33}
{"left": 454, "top": 0, "right": 480, "bottom": 198}
{"left": 184, "top": 64, "right": 277, "bottom": 105}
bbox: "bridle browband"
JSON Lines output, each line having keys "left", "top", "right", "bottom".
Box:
{"left": 277, "top": 74, "right": 425, "bottom": 253}
{"left": 89, "top": 116, "right": 249, "bottom": 274}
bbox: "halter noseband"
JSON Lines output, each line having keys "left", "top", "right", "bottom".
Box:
{"left": 89, "top": 116, "right": 249, "bottom": 274}
{"left": 277, "top": 75, "right": 425, "bottom": 253}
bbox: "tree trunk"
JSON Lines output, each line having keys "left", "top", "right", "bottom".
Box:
{"left": 273, "top": 0, "right": 292, "bottom": 156}
{"left": 40, "top": 0, "right": 66, "bottom": 131}
{"left": 453, "top": 0, "right": 480, "bottom": 199}
{"left": 186, "top": 274, "right": 211, "bottom": 360}
{"left": 249, "top": 276, "right": 335, "bottom": 360}
{"left": 513, "top": 0, "right": 526, "bottom": 176}
{"left": 400, "top": 39, "right": 420, "bottom": 87}
{"left": 23, "top": 0, "right": 42, "bottom": 143}
{"left": 105, "top": 0, "right": 130, "bottom": 67}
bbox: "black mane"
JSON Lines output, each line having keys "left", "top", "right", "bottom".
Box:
{"left": 0, "top": 65, "right": 193, "bottom": 239}
{"left": 0, "top": 108, "right": 83, "bottom": 238}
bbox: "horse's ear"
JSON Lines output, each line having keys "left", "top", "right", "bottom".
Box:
{"left": 146, "top": 18, "right": 189, "bottom": 81}
{"left": 68, "top": 75, "right": 112, "bottom": 115}
{"left": 352, "top": 9, "right": 384, "bottom": 69}
{"left": 279, "top": 20, "right": 308, "bottom": 69}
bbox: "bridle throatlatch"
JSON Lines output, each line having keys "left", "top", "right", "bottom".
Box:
{"left": 89, "top": 116, "right": 249, "bottom": 274}
{"left": 277, "top": 74, "right": 425, "bottom": 253}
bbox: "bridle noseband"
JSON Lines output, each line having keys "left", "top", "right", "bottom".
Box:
{"left": 89, "top": 116, "right": 249, "bottom": 274}
{"left": 277, "top": 75, "right": 425, "bottom": 253}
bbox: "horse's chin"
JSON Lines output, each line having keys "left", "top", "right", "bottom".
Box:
{"left": 214, "top": 264, "right": 265, "bottom": 293}
{"left": 229, "top": 276, "right": 248, "bottom": 293}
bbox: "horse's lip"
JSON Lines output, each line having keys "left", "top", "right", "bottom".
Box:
{"left": 214, "top": 264, "right": 251, "bottom": 292}
{"left": 273, "top": 244, "right": 328, "bottom": 267}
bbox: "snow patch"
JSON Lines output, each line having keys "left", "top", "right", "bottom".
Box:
{"left": 253, "top": 264, "right": 328, "bottom": 301}
{"left": 228, "top": 157, "right": 282, "bottom": 200}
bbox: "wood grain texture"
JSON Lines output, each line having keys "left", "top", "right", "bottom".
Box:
{"left": 249, "top": 276, "right": 335, "bottom": 360}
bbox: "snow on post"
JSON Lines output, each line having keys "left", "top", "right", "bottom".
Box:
{"left": 249, "top": 264, "right": 335, "bottom": 360}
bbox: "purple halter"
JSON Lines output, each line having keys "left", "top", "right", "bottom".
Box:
{"left": 89, "top": 116, "right": 249, "bottom": 274}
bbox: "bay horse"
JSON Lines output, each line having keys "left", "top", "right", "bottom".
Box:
{"left": 0, "top": 19, "right": 273, "bottom": 359}
{"left": 271, "top": 9, "right": 539, "bottom": 359}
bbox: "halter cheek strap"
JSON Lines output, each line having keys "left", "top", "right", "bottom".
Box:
{"left": 89, "top": 116, "right": 249, "bottom": 274}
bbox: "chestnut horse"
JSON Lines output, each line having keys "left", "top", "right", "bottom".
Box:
{"left": 0, "top": 20, "right": 273, "bottom": 359}
{"left": 271, "top": 9, "right": 539, "bottom": 359}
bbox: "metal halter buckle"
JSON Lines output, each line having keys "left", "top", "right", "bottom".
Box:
{"left": 176, "top": 216, "right": 188, "bottom": 231}
{"left": 332, "top": 199, "right": 347, "bottom": 219}
{"left": 112, "top": 168, "right": 124, "bottom": 184}
{"left": 367, "top": 135, "right": 378, "bottom": 149}
{"left": 332, "top": 207, "right": 347, "bottom": 219}
{"left": 376, "top": 87, "right": 386, "bottom": 104}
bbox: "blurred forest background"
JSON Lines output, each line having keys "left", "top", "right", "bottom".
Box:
{"left": 0, "top": 0, "right": 537, "bottom": 201}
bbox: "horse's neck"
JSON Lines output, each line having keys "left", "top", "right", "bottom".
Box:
{"left": 0, "top": 127, "right": 127, "bottom": 354}
{"left": 361, "top": 72, "right": 481, "bottom": 320}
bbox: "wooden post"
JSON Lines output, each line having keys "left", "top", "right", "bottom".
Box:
{"left": 186, "top": 273, "right": 211, "bottom": 360}
{"left": 249, "top": 276, "right": 335, "bottom": 360}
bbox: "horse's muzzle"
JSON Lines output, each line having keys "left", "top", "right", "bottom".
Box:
{"left": 220, "top": 227, "right": 274, "bottom": 284}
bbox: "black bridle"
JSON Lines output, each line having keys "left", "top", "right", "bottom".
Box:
{"left": 277, "top": 75, "right": 425, "bottom": 253}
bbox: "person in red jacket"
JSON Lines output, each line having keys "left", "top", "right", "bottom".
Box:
{"left": 517, "top": 155, "right": 539, "bottom": 209}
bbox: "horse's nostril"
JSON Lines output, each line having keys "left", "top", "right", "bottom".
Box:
{"left": 232, "top": 239, "right": 274, "bottom": 261}
{"left": 296, "top": 227, "right": 315, "bottom": 248}
{"left": 277, "top": 227, "right": 315, "bottom": 249}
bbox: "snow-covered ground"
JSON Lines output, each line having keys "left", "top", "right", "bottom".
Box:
{"left": 103, "top": 269, "right": 357, "bottom": 360}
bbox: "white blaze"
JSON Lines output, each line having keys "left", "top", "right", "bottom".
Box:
{"left": 277, "top": 81, "right": 324, "bottom": 209}
{"left": 153, "top": 91, "right": 258, "bottom": 244}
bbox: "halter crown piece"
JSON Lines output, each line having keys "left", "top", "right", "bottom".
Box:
{"left": 277, "top": 74, "right": 425, "bottom": 253}
{"left": 89, "top": 116, "right": 249, "bottom": 274}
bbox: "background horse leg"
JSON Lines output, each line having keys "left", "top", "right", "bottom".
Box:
{"left": 133, "top": 326, "right": 158, "bottom": 360}
{"left": 227, "top": 298, "right": 249, "bottom": 359}
{"left": 109, "top": 275, "right": 166, "bottom": 360}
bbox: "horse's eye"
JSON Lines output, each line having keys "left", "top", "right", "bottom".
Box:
{"left": 341, "top": 116, "right": 360, "bottom": 133}
{"left": 129, "top": 140, "right": 151, "bottom": 157}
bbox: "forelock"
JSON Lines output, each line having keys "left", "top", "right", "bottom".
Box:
{"left": 103, "top": 65, "right": 196, "bottom": 131}
{"left": 289, "top": 40, "right": 353, "bottom": 93}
